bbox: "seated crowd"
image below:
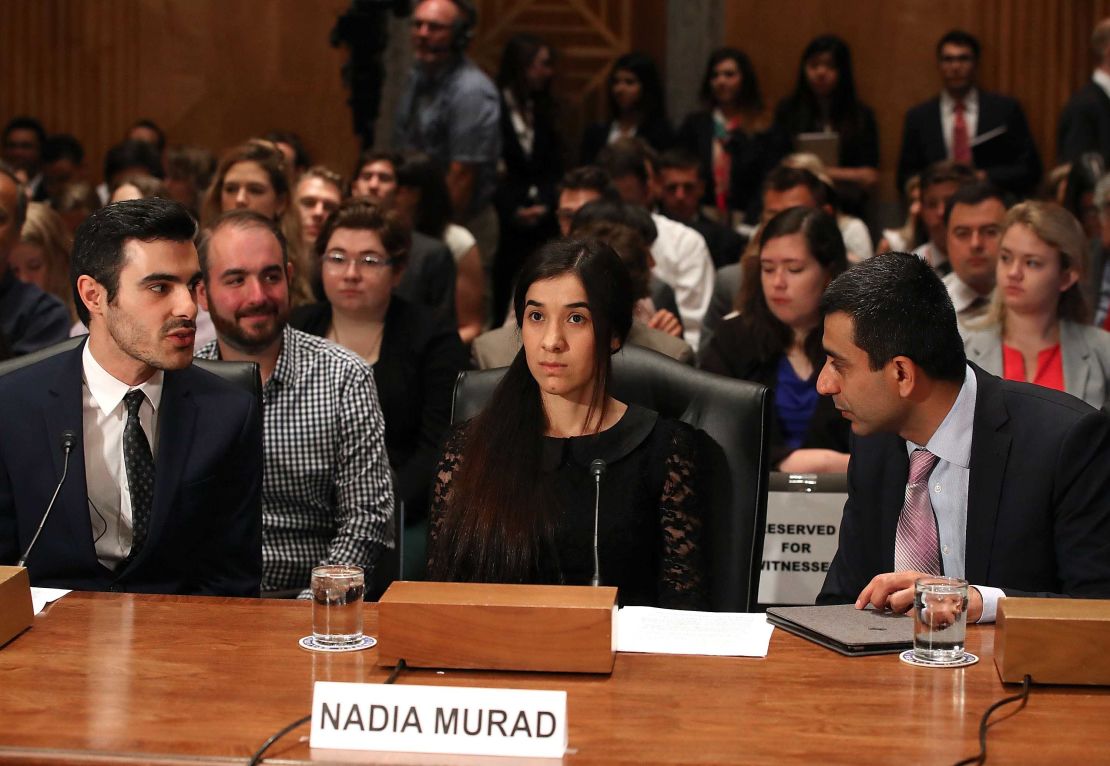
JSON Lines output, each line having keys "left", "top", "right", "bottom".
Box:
{"left": 2, "top": 6, "right": 1110, "bottom": 617}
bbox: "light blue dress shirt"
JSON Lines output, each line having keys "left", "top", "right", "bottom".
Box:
{"left": 905, "top": 365, "right": 1006, "bottom": 623}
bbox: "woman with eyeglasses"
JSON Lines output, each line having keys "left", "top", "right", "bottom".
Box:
{"left": 291, "top": 198, "right": 468, "bottom": 523}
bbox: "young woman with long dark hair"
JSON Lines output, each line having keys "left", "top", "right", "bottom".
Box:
{"left": 700, "top": 207, "right": 851, "bottom": 472}
{"left": 427, "top": 239, "right": 706, "bottom": 608}
{"left": 580, "top": 52, "right": 675, "bottom": 165}
{"left": 771, "top": 35, "right": 879, "bottom": 215}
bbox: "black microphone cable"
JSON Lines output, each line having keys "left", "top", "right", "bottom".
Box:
{"left": 247, "top": 659, "right": 408, "bottom": 766}
{"left": 17, "top": 429, "right": 77, "bottom": 568}
{"left": 952, "top": 674, "right": 1032, "bottom": 766}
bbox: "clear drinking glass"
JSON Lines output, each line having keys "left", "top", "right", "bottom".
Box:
{"left": 913, "top": 577, "right": 969, "bottom": 663}
{"left": 311, "top": 565, "right": 365, "bottom": 646}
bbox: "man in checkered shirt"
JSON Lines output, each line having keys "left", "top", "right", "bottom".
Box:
{"left": 194, "top": 209, "right": 393, "bottom": 596}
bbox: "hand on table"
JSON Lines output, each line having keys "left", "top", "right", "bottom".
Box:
{"left": 855, "top": 570, "right": 983, "bottom": 623}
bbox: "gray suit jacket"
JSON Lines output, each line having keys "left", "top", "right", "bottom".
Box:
{"left": 964, "top": 320, "right": 1110, "bottom": 411}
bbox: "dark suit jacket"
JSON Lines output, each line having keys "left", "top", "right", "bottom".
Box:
{"left": 896, "top": 90, "right": 1042, "bottom": 198}
{"left": 0, "top": 342, "right": 263, "bottom": 596}
{"left": 579, "top": 117, "right": 675, "bottom": 165}
{"left": 818, "top": 365, "right": 1110, "bottom": 604}
{"left": 291, "top": 296, "right": 468, "bottom": 523}
{"left": 396, "top": 232, "right": 457, "bottom": 323}
{"left": 1057, "top": 81, "right": 1110, "bottom": 164}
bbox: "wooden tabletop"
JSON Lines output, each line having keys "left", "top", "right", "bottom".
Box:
{"left": 0, "top": 592, "right": 1107, "bottom": 765}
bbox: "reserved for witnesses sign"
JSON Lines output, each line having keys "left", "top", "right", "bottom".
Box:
{"left": 310, "top": 681, "right": 567, "bottom": 758}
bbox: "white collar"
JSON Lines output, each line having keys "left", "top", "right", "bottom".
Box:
{"left": 1093, "top": 69, "right": 1110, "bottom": 101}
{"left": 943, "top": 271, "right": 991, "bottom": 313}
{"left": 941, "top": 87, "right": 979, "bottom": 114}
{"left": 906, "top": 364, "right": 976, "bottom": 469}
{"left": 82, "top": 340, "right": 164, "bottom": 417}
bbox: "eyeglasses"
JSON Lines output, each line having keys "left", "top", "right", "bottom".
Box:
{"left": 322, "top": 251, "right": 394, "bottom": 271}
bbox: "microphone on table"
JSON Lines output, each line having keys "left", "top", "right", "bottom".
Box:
{"left": 17, "top": 429, "right": 77, "bottom": 568}
{"left": 589, "top": 459, "right": 606, "bottom": 587}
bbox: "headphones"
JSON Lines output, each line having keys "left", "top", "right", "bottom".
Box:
{"left": 447, "top": 0, "right": 477, "bottom": 52}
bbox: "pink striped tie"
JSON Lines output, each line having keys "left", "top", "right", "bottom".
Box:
{"left": 894, "top": 448, "right": 942, "bottom": 574}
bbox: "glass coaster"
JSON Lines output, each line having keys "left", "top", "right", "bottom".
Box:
{"left": 299, "top": 635, "right": 377, "bottom": 653}
{"left": 899, "top": 649, "right": 979, "bottom": 668}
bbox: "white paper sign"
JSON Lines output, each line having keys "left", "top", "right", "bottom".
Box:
{"left": 758, "top": 489, "right": 846, "bottom": 605}
{"left": 310, "top": 682, "right": 567, "bottom": 758}
{"left": 616, "top": 607, "right": 774, "bottom": 657}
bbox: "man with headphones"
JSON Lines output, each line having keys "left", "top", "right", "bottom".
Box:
{"left": 393, "top": 0, "right": 500, "bottom": 319}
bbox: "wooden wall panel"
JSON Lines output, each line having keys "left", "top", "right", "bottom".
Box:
{"left": 725, "top": 0, "right": 1110, "bottom": 199}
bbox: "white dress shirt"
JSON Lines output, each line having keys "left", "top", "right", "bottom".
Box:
{"left": 1093, "top": 68, "right": 1110, "bottom": 102}
{"left": 913, "top": 240, "right": 948, "bottom": 274}
{"left": 940, "top": 88, "right": 980, "bottom": 158}
{"left": 649, "top": 212, "right": 715, "bottom": 350}
{"left": 942, "top": 272, "right": 992, "bottom": 338}
{"left": 905, "top": 364, "right": 1005, "bottom": 623}
{"left": 82, "top": 342, "right": 162, "bottom": 569}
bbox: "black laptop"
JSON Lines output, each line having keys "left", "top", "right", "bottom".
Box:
{"left": 766, "top": 604, "right": 913, "bottom": 656}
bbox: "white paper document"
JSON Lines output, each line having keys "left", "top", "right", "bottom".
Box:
{"left": 615, "top": 607, "right": 775, "bottom": 657}
{"left": 30, "top": 587, "right": 70, "bottom": 615}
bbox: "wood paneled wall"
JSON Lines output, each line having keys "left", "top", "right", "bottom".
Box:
{"left": 4, "top": 0, "right": 1110, "bottom": 201}
{"left": 725, "top": 0, "right": 1110, "bottom": 198}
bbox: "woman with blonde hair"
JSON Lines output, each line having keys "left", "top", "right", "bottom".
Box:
{"left": 11, "top": 202, "right": 77, "bottom": 321}
{"left": 201, "top": 139, "right": 312, "bottom": 305}
{"left": 964, "top": 200, "right": 1110, "bottom": 409}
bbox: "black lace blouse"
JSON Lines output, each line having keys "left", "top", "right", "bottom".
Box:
{"left": 427, "top": 404, "right": 708, "bottom": 609}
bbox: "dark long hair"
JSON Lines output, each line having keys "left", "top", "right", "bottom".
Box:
{"left": 607, "top": 52, "right": 668, "bottom": 126}
{"left": 698, "top": 47, "right": 763, "bottom": 115}
{"left": 497, "top": 34, "right": 556, "bottom": 124}
{"left": 394, "top": 152, "right": 451, "bottom": 239}
{"left": 427, "top": 239, "right": 634, "bottom": 583}
{"left": 737, "top": 207, "right": 847, "bottom": 370}
{"left": 776, "top": 35, "right": 867, "bottom": 150}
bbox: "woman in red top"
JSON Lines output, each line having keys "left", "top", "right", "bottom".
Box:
{"left": 964, "top": 200, "right": 1110, "bottom": 410}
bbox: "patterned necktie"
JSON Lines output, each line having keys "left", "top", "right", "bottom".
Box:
{"left": 894, "top": 448, "right": 942, "bottom": 575}
{"left": 123, "top": 390, "right": 155, "bottom": 561}
{"left": 952, "top": 101, "right": 972, "bottom": 164}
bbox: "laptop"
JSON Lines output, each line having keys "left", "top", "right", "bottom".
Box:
{"left": 766, "top": 604, "right": 913, "bottom": 656}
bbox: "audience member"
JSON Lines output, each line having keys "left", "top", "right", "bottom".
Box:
{"left": 427, "top": 238, "right": 707, "bottom": 608}
{"left": 164, "top": 145, "right": 216, "bottom": 218}
{"left": 394, "top": 153, "right": 483, "bottom": 341}
{"left": 897, "top": 29, "right": 1041, "bottom": 199}
{"left": 127, "top": 119, "right": 166, "bottom": 156}
{"left": 294, "top": 166, "right": 343, "bottom": 249}
{"left": 913, "top": 160, "right": 977, "bottom": 274}
{"left": 701, "top": 207, "right": 850, "bottom": 472}
{"left": 53, "top": 181, "right": 101, "bottom": 236}
{"left": 263, "top": 130, "right": 311, "bottom": 179}
{"left": 964, "top": 201, "right": 1110, "bottom": 409}
{"left": 394, "top": 0, "right": 501, "bottom": 270}
{"left": 780, "top": 152, "right": 873, "bottom": 263}
{"left": 110, "top": 175, "right": 170, "bottom": 203}
{"left": 772, "top": 35, "right": 879, "bottom": 215}
{"left": 347, "top": 149, "right": 458, "bottom": 321}
{"left": 11, "top": 202, "right": 76, "bottom": 322}
{"left": 0, "top": 163, "right": 70, "bottom": 355}
{"left": 877, "top": 175, "right": 923, "bottom": 254}
{"left": 40, "top": 133, "right": 85, "bottom": 203}
{"left": 0, "top": 197, "right": 263, "bottom": 595}
{"left": 98, "top": 139, "right": 164, "bottom": 205}
{"left": 493, "top": 33, "right": 562, "bottom": 320}
{"left": 817, "top": 251, "right": 1110, "bottom": 620}
{"left": 196, "top": 210, "right": 393, "bottom": 596}
{"left": 942, "top": 182, "right": 1007, "bottom": 334}
{"left": 1058, "top": 18, "right": 1110, "bottom": 165}
{"left": 2, "top": 116, "right": 46, "bottom": 197}
{"left": 581, "top": 52, "right": 675, "bottom": 164}
{"left": 201, "top": 140, "right": 312, "bottom": 306}
{"left": 677, "top": 48, "right": 770, "bottom": 225}
{"left": 291, "top": 199, "right": 467, "bottom": 524}
{"left": 598, "top": 138, "right": 714, "bottom": 348}
{"left": 1092, "top": 174, "right": 1110, "bottom": 325}
{"left": 656, "top": 149, "right": 745, "bottom": 269}
{"left": 1060, "top": 152, "right": 1105, "bottom": 240}
{"left": 554, "top": 165, "right": 620, "bottom": 236}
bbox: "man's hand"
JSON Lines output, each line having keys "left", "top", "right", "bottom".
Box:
{"left": 855, "top": 571, "right": 983, "bottom": 622}
{"left": 648, "top": 309, "right": 683, "bottom": 337}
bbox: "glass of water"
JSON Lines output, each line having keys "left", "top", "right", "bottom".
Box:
{"left": 913, "top": 577, "right": 969, "bottom": 663}
{"left": 311, "top": 565, "right": 365, "bottom": 647}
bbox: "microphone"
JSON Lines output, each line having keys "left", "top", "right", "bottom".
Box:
{"left": 17, "top": 430, "right": 77, "bottom": 568}
{"left": 589, "top": 459, "right": 606, "bottom": 587}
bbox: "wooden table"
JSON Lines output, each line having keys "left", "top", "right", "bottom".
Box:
{"left": 0, "top": 592, "right": 1106, "bottom": 765}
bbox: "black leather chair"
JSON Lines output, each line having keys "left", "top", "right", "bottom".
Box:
{"left": 451, "top": 344, "right": 771, "bottom": 612}
{"left": 0, "top": 336, "right": 262, "bottom": 402}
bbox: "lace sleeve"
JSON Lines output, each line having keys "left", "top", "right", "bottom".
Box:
{"left": 658, "top": 422, "right": 709, "bottom": 610}
{"left": 425, "top": 423, "right": 469, "bottom": 577}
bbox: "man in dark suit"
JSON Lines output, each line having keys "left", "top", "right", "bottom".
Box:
{"left": 1059, "top": 19, "right": 1110, "bottom": 164}
{"left": 897, "top": 30, "right": 1041, "bottom": 200}
{"left": 816, "top": 252, "right": 1110, "bottom": 622}
{"left": 655, "top": 150, "right": 746, "bottom": 270}
{"left": 0, "top": 198, "right": 263, "bottom": 596}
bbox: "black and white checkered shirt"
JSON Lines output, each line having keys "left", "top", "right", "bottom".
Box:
{"left": 197, "top": 326, "right": 394, "bottom": 594}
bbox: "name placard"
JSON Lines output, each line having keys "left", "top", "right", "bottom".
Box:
{"left": 310, "top": 681, "right": 567, "bottom": 758}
